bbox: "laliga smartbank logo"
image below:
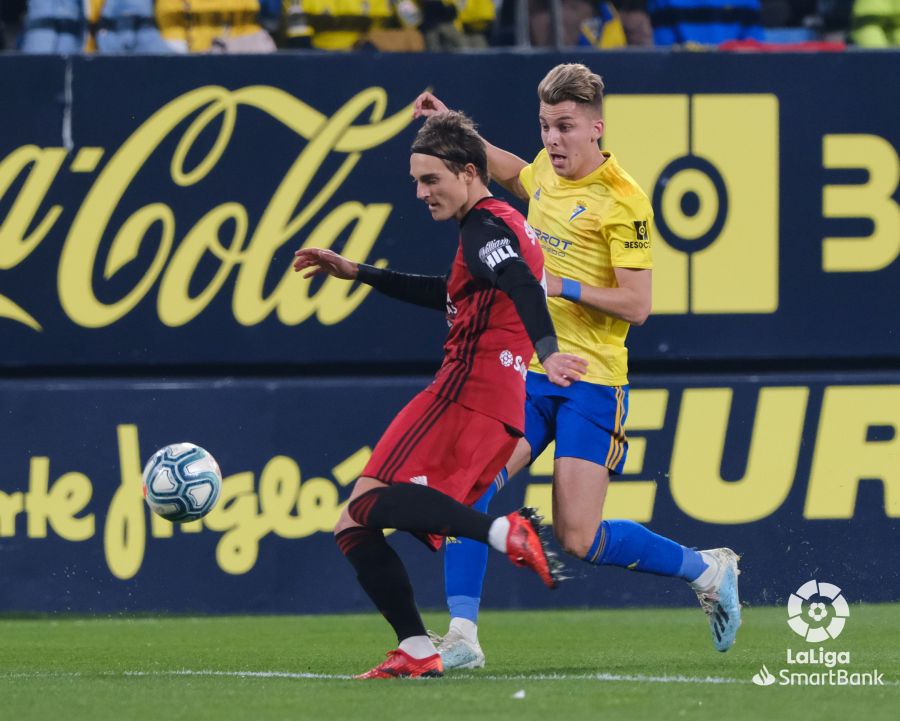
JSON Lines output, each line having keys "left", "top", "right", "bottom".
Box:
{"left": 751, "top": 580, "right": 884, "bottom": 687}
{"left": 787, "top": 579, "right": 849, "bottom": 641}
{"left": 605, "top": 94, "right": 778, "bottom": 315}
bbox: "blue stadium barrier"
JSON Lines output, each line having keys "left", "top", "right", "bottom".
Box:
{"left": 0, "top": 373, "right": 897, "bottom": 612}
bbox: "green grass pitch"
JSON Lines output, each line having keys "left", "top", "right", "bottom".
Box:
{"left": 1, "top": 605, "right": 897, "bottom": 721}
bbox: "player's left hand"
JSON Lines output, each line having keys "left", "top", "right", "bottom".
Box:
{"left": 413, "top": 92, "right": 450, "bottom": 119}
{"left": 542, "top": 352, "right": 588, "bottom": 387}
{"left": 544, "top": 271, "right": 562, "bottom": 297}
{"left": 293, "top": 248, "right": 359, "bottom": 280}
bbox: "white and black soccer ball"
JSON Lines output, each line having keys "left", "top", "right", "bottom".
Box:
{"left": 142, "top": 443, "right": 222, "bottom": 523}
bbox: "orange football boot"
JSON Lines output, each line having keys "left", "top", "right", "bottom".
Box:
{"left": 504, "top": 507, "right": 564, "bottom": 589}
{"left": 354, "top": 649, "right": 444, "bottom": 679}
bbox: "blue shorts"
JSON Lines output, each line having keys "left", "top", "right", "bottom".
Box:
{"left": 524, "top": 371, "right": 629, "bottom": 474}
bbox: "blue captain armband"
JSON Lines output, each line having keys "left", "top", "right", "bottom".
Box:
{"left": 560, "top": 278, "right": 582, "bottom": 303}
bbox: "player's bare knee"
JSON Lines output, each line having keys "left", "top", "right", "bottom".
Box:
{"left": 333, "top": 509, "right": 358, "bottom": 536}
{"left": 554, "top": 526, "right": 595, "bottom": 558}
{"left": 564, "top": 536, "right": 594, "bottom": 558}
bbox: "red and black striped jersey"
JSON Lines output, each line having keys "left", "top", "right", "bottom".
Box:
{"left": 427, "top": 197, "right": 545, "bottom": 433}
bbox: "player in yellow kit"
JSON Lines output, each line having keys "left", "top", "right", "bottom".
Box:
{"left": 415, "top": 64, "right": 742, "bottom": 669}
{"left": 519, "top": 143, "right": 652, "bottom": 390}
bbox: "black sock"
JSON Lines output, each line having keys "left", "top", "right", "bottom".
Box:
{"left": 335, "top": 527, "right": 427, "bottom": 644}
{"left": 348, "top": 484, "right": 494, "bottom": 542}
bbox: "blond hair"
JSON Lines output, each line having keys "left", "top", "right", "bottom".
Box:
{"left": 537, "top": 64, "right": 605, "bottom": 115}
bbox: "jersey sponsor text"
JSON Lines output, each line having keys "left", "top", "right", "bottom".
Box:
{"left": 478, "top": 237, "right": 519, "bottom": 269}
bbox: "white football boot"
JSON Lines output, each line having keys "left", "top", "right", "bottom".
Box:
{"left": 690, "top": 548, "right": 742, "bottom": 652}
{"left": 429, "top": 619, "right": 485, "bottom": 670}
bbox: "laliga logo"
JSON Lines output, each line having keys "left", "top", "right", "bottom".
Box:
{"left": 787, "top": 580, "right": 850, "bottom": 642}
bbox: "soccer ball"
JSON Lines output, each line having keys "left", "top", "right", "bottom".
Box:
{"left": 142, "top": 443, "right": 222, "bottom": 523}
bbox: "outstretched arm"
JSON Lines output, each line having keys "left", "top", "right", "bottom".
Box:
{"left": 482, "top": 139, "right": 529, "bottom": 200}
{"left": 293, "top": 248, "right": 447, "bottom": 311}
{"left": 414, "top": 91, "right": 529, "bottom": 200}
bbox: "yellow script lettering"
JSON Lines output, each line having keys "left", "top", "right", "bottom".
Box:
{"left": 56, "top": 85, "right": 413, "bottom": 329}
{"left": 204, "top": 447, "right": 372, "bottom": 575}
{"left": 24, "top": 457, "right": 95, "bottom": 541}
{"left": 104, "top": 424, "right": 147, "bottom": 579}
{"left": 158, "top": 203, "right": 250, "bottom": 326}
{"left": 0, "top": 487, "right": 25, "bottom": 537}
{"left": 0, "top": 145, "right": 68, "bottom": 330}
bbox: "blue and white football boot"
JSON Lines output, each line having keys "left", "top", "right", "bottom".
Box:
{"left": 429, "top": 620, "right": 485, "bottom": 670}
{"left": 691, "top": 548, "right": 742, "bottom": 652}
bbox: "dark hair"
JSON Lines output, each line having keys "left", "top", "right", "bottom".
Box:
{"left": 411, "top": 111, "right": 490, "bottom": 185}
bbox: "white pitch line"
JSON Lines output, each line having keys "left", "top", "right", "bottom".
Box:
{"left": 3, "top": 669, "right": 897, "bottom": 687}
{"left": 0, "top": 669, "right": 745, "bottom": 684}
{"left": 133, "top": 670, "right": 746, "bottom": 684}
{"left": 128, "top": 670, "right": 355, "bottom": 681}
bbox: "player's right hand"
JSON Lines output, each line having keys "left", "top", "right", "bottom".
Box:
{"left": 542, "top": 352, "right": 588, "bottom": 388}
{"left": 413, "top": 92, "right": 450, "bottom": 119}
{"left": 293, "top": 248, "right": 358, "bottom": 280}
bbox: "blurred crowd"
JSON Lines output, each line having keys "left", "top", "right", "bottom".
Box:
{"left": 0, "top": 0, "right": 897, "bottom": 52}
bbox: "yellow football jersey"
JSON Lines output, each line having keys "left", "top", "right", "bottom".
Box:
{"left": 518, "top": 149, "right": 653, "bottom": 386}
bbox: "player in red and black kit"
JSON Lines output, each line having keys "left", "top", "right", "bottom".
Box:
{"left": 293, "top": 112, "right": 587, "bottom": 679}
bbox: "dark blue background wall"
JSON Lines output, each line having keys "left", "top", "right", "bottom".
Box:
{"left": 0, "top": 52, "right": 897, "bottom": 612}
